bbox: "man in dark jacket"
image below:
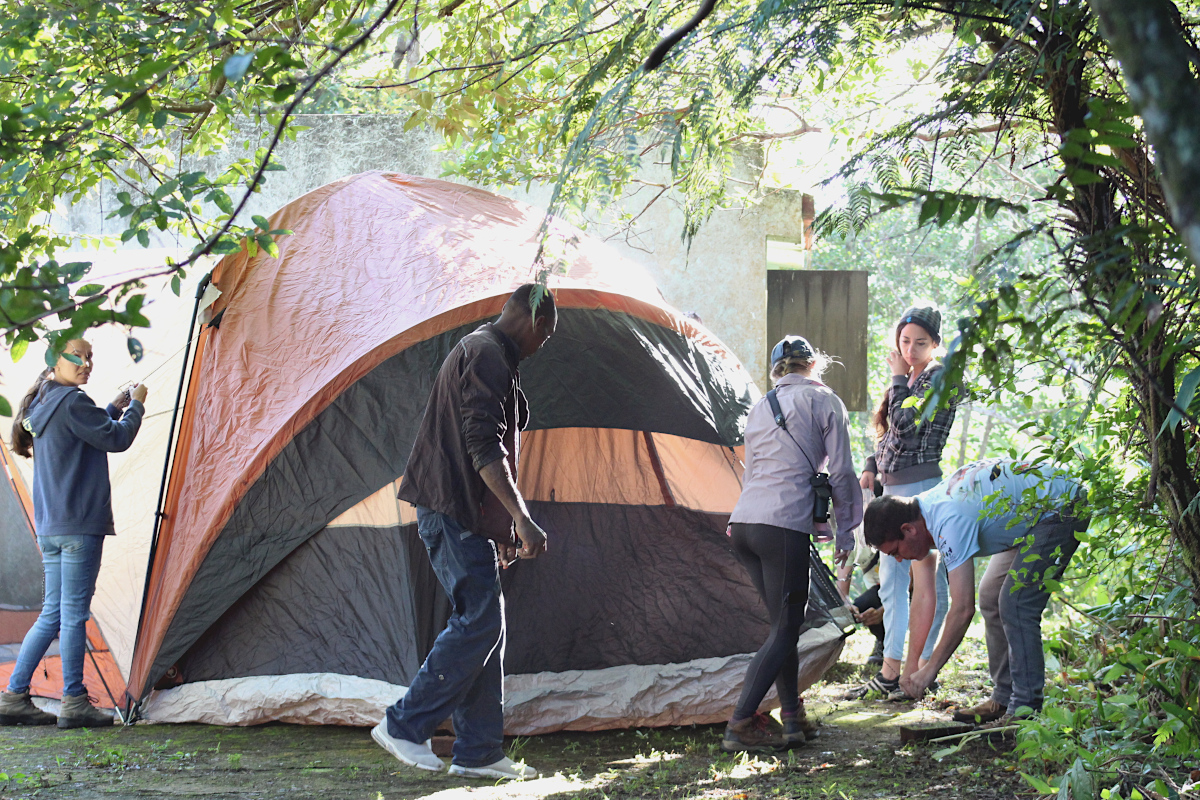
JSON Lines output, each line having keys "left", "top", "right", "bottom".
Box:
{"left": 371, "top": 284, "right": 555, "bottom": 781}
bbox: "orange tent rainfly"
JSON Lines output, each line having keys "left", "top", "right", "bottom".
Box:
{"left": 122, "top": 172, "right": 852, "bottom": 731}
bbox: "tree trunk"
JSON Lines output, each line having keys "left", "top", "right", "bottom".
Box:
{"left": 956, "top": 403, "right": 973, "bottom": 469}
{"left": 1089, "top": 0, "right": 1200, "bottom": 592}
{"left": 1089, "top": 0, "right": 1200, "bottom": 270}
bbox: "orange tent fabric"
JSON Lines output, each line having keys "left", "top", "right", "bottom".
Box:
{"left": 128, "top": 173, "right": 755, "bottom": 702}
{"left": 0, "top": 621, "right": 126, "bottom": 711}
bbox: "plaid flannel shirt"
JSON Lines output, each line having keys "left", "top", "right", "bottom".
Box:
{"left": 865, "top": 363, "right": 959, "bottom": 482}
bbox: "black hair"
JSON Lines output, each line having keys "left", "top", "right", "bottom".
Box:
{"left": 863, "top": 495, "right": 921, "bottom": 548}
{"left": 11, "top": 369, "right": 53, "bottom": 458}
{"left": 508, "top": 283, "right": 557, "bottom": 323}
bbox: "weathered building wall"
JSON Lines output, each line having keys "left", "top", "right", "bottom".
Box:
{"left": 55, "top": 115, "right": 807, "bottom": 388}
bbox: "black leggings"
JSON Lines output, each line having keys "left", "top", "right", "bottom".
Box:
{"left": 730, "top": 522, "right": 810, "bottom": 720}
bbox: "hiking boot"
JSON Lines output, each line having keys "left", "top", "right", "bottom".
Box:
{"left": 782, "top": 707, "right": 817, "bottom": 746}
{"left": 449, "top": 756, "right": 538, "bottom": 780}
{"left": 370, "top": 719, "right": 445, "bottom": 772}
{"left": 721, "top": 714, "right": 784, "bottom": 753}
{"left": 866, "top": 638, "right": 885, "bottom": 666}
{"left": 843, "top": 672, "right": 899, "bottom": 700}
{"left": 951, "top": 698, "right": 1007, "bottom": 724}
{"left": 57, "top": 693, "right": 115, "bottom": 729}
{"left": 0, "top": 690, "right": 57, "bottom": 726}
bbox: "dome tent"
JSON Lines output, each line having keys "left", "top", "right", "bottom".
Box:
{"left": 118, "top": 172, "right": 852, "bottom": 731}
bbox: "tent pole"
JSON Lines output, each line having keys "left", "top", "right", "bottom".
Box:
{"left": 83, "top": 638, "right": 124, "bottom": 725}
{"left": 129, "top": 272, "right": 211, "bottom": 704}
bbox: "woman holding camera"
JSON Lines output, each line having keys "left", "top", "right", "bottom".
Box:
{"left": 0, "top": 340, "right": 146, "bottom": 729}
{"left": 721, "top": 335, "right": 862, "bottom": 752}
{"left": 848, "top": 305, "right": 957, "bottom": 701}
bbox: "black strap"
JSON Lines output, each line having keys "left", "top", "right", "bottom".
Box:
{"left": 766, "top": 388, "right": 788, "bottom": 430}
{"left": 766, "top": 388, "right": 819, "bottom": 475}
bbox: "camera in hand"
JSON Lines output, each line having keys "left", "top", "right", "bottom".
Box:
{"left": 810, "top": 472, "right": 833, "bottom": 523}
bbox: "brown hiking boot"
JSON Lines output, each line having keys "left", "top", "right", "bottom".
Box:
{"left": 721, "top": 713, "right": 784, "bottom": 753}
{"left": 784, "top": 705, "right": 819, "bottom": 744}
{"left": 57, "top": 693, "right": 115, "bottom": 729}
{"left": 951, "top": 698, "right": 1006, "bottom": 724}
{"left": 0, "top": 690, "right": 57, "bottom": 726}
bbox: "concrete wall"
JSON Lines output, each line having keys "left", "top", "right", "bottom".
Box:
{"left": 54, "top": 115, "right": 807, "bottom": 389}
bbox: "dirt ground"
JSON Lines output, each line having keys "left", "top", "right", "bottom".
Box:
{"left": 1, "top": 633, "right": 1029, "bottom": 800}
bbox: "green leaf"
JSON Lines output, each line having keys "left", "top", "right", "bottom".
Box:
{"left": 918, "top": 197, "right": 940, "bottom": 226}
{"left": 1067, "top": 168, "right": 1104, "bottom": 186}
{"left": 127, "top": 337, "right": 144, "bottom": 363}
{"left": 11, "top": 339, "right": 29, "bottom": 362}
{"left": 171, "top": 274, "right": 181, "bottom": 296}
{"left": 210, "top": 239, "right": 243, "bottom": 255}
{"left": 256, "top": 233, "right": 280, "bottom": 258}
{"left": 252, "top": 215, "right": 271, "bottom": 230}
{"left": 61, "top": 352, "right": 83, "bottom": 366}
{"left": 224, "top": 52, "right": 255, "bottom": 83}
{"left": 1160, "top": 366, "right": 1200, "bottom": 435}
{"left": 0, "top": 395, "right": 10, "bottom": 417}
{"left": 936, "top": 197, "right": 958, "bottom": 226}
{"left": 957, "top": 198, "right": 979, "bottom": 223}
{"left": 1020, "top": 772, "right": 1057, "bottom": 795}
{"left": 1091, "top": 133, "right": 1138, "bottom": 149}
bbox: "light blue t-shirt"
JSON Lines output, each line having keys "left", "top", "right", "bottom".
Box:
{"left": 917, "top": 459, "right": 1083, "bottom": 571}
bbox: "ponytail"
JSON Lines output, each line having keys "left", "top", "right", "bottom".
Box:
{"left": 872, "top": 389, "right": 891, "bottom": 439}
{"left": 11, "top": 369, "right": 52, "bottom": 458}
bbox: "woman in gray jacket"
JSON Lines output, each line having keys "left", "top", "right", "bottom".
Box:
{"left": 721, "top": 336, "right": 862, "bottom": 752}
{"left": 0, "top": 340, "right": 146, "bottom": 729}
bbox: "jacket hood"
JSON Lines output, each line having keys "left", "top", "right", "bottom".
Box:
{"left": 24, "top": 382, "right": 79, "bottom": 437}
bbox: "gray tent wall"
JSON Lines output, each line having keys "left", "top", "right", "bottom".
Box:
{"left": 0, "top": 438, "right": 41, "bottom": 645}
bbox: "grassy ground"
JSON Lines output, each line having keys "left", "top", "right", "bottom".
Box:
{"left": 1, "top": 631, "right": 1030, "bottom": 800}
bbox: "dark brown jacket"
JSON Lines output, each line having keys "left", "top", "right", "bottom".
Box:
{"left": 398, "top": 323, "right": 527, "bottom": 542}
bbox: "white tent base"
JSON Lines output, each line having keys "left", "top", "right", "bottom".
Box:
{"left": 139, "top": 622, "right": 847, "bottom": 733}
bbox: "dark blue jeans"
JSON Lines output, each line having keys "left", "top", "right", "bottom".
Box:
{"left": 386, "top": 508, "right": 505, "bottom": 767}
{"left": 6, "top": 534, "right": 105, "bottom": 698}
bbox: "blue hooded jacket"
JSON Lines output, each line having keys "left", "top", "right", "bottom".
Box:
{"left": 23, "top": 382, "right": 144, "bottom": 537}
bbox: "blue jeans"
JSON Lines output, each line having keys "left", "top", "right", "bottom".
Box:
{"left": 879, "top": 477, "right": 949, "bottom": 663}
{"left": 386, "top": 508, "right": 505, "bottom": 767}
{"left": 6, "top": 535, "right": 105, "bottom": 698}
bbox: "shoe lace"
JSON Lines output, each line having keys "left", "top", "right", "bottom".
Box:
{"left": 750, "top": 712, "right": 774, "bottom": 732}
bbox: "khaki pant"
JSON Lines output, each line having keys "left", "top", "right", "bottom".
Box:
{"left": 978, "top": 514, "right": 1084, "bottom": 714}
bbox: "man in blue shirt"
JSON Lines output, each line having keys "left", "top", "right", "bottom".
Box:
{"left": 863, "top": 459, "right": 1088, "bottom": 723}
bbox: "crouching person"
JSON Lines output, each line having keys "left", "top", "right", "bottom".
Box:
{"left": 862, "top": 458, "right": 1087, "bottom": 724}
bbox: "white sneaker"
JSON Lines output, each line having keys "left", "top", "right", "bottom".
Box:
{"left": 370, "top": 719, "right": 445, "bottom": 772}
{"left": 449, "top": 756, "right": 538, "bottom": 780}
